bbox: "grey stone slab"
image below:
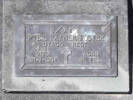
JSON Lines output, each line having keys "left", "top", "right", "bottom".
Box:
{"left": 0, "top": 0, "right": 133, "bottom": 100}
{"left": 2, "top": 0, "right": 129, "bottom": 93}
{"left": 132, "top": 0, "right": 133, "bottom": 8}
{"left": 14, "top": 15, "right": 117, "bottom": 77}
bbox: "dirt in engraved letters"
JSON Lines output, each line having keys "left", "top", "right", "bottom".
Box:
{"left": 24, "top": 24, "right": 110, "bottom": 68}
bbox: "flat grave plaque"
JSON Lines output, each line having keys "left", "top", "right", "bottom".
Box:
{"left": 14, "top": 15, "right": 117, "bottom": 77}
{"left": 2, "top": 0, "right": 129, "bottom": 93}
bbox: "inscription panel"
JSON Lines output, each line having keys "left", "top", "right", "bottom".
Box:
{"left": 14, "top": 15, "right": 117, "bottom": 76}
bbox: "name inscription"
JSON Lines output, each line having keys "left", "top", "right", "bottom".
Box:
{"left": 24, "top": 23, "right": 111, "bottom": 69}
{"left": 14, "top": 15, "right": 118, "bottom": 76}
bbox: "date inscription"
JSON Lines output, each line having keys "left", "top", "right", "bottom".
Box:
{"left": 23, "top": 23, "right": 111, "bottom": 69}
{"left": 14, "top": 15, "right": 117, "bottom": 76}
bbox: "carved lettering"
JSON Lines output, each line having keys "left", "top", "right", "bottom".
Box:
{"left": 24, "top": 23, "right": 110, "bottom": 68}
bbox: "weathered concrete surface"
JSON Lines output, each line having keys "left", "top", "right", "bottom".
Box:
{"left": 0, "top": 0, "right": 2, "bottom": 99}
{"left": 0, "top": 0, "right": 132, "bottom": 100}
{"left": 2, "top": 0, "right": 129, "bottom": 92}
{"left": 2, "top": 93, "right": 133, "bottom": 100}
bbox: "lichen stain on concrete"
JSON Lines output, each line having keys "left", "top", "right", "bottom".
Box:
{"left": 56, "top": 81, "right": 79, "bottom": 91}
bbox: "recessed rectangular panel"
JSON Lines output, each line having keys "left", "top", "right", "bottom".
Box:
{"left": 14, "top": 15, "right": 117, "bottom": 76}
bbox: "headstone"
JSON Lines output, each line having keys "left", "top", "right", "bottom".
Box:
{"left": 15, "top": 15, "right": 117, "bottom": 77}
{"left": 2, "top": 0, "right": 129, "bottom": 93}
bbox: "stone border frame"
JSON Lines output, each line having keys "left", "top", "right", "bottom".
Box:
{"left": 14, "top": 15, "right": 118, "bottom": 77}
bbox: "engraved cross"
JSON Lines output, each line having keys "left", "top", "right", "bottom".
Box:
{"left": 61, "top": 47, "right": 72, "bottom": 64}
